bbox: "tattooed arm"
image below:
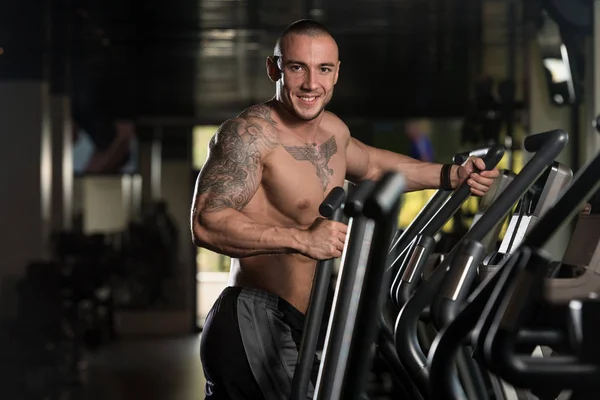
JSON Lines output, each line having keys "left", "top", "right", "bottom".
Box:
{"left": 191, "top": 117, "right": 308, "bottom": 258}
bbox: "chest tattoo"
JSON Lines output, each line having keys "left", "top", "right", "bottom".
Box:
{"left": 282, "top": 135, "right": 338, "bottom": 190}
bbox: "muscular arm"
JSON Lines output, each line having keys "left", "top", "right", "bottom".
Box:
{"left": 345, "top": 136, "right": 459, "bottom": 191}
{"left": 191, "top": 118, "right": 308, "bottom": 258}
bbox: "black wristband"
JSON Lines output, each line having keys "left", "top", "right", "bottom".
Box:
{"left": 440, "top": 164, "right": 453, "bottom": 190}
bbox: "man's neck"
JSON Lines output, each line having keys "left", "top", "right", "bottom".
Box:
{"left": 271, "top": 98, "right": 323, "bottom": 143}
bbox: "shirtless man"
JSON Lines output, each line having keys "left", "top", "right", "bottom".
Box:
{"left": 191, "top": 19, "right": 500, "bottom": 400}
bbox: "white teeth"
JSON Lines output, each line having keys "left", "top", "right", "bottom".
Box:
{"left": 301, "top": 97, "right": 316, "bottom": 101}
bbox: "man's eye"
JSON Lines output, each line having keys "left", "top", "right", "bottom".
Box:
{"left": 289, "top": 65, "right": 302, "bottom": 71}
{"left": 321, "top": 67, "right": 331, "bottom": 73}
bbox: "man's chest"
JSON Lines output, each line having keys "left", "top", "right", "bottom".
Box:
{"left": 260, "top": 137, "right": 347, "bottom": 222}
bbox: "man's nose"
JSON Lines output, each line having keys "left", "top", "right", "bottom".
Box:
{"left": 301, "top": 70, "right": 318, "bottom": 91}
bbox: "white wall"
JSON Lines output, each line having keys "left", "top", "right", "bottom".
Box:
{"left": 80, "top": 176, "right": 136, "bottom": 234}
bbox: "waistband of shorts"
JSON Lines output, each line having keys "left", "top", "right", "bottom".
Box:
{"left": 234, "top": 286, "right": 280, "bottom": 310}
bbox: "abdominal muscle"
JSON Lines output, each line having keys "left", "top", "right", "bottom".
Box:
{"left": 229, "top": 254, "right": 317, "bottom": 314}
{"left": 224, "top": 182, "right": 327, "bottom": 314}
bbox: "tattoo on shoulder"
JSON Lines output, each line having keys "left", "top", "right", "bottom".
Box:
{"left": 282, "top": 135, "right": 338, "bottom": 191}
{"left": 197, "top": 119, "right": 277, "bottom": 212}
{"left": 239, "top": 104, "right": 277, "bottom": 125}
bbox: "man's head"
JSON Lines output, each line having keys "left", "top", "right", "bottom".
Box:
{"left": 267, "top": 19, "right": 340, "bottom": 121}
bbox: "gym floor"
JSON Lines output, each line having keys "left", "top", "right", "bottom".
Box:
{"left": 65, "top": 335, "right": 206, "bottom": 400}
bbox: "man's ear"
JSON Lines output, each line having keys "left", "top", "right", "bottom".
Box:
{"left": 266, "top": 56, "right": 281, "bottom": 82}
{"left": 334, "top": 60, "right": 341, "bottom": 85}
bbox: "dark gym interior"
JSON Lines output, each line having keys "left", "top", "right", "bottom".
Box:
{"left": 1, "top": 0, "right": 599, "bottom": 399}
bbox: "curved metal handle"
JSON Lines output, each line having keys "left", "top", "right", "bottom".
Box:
{"left": 319, "top": 186, "right": 347, "bottom": 218}
{"left": 453, "top": 147, "right": 491, "bottom": 165}
{"left": 363, "top": 173, "right": 406, "bottom": 219}
{"left": 453, "top": 144, "right": 504, "bottom": 166}
{"left": 344, "top": 180, "right": 376, "bottom": 217}
{"left": 420, "top": 144, "right": 505, "bottom": 239}
{"left": 481, "top": 144, "right": 506, "bottom": 170}
{"left": 523, "top": 129, "right": 569, "bottom": 154}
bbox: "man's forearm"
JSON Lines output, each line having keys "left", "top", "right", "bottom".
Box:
{"left": 371, "top": 148, "right": 460, "bottom": 191}
{"left": 396, "top": 162, "right": 461, "bottom": 191}
{"left": 192, "top": 209, "right": 307, "bottom": 258}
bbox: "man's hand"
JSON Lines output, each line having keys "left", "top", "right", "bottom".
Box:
{"left": 457, "top": 157, "right": 500, "bottom": 197}
{"left": 301, "top": 218, "right": 348, "bottom": 260}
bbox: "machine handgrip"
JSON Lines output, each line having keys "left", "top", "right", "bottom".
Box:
{"left": 481, "top": 144, "right": 506, "bottom": 170}
{"left": 419, "top": 144, "right": 505, "bottom": 239}
{"left": 344, "top": 180, "right": 376, "bottom": 217}
{"left": 523, "top": 129, "right": 569, "bottom": 154}
{"left": 319, "top": 186, "right": 347, "bottom": 218}
{"left": 453, "top": 147, "right": 491, "bottom": 166}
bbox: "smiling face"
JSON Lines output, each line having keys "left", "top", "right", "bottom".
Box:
{"left": 268, "top": 33, "right": 340, "bottom": 121}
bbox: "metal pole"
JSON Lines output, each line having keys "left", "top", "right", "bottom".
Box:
{"left": 292, "top": 187, "right": 346, "bottom": 400}
{"left": 314, "top": 218, "right": 375, "bottom": 400}
{"left": 340, "top": 178, "right": 404, "bottom": 399}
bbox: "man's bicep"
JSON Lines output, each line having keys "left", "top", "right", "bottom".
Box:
{"left": 345, "top": 137, "right": 374, "bottom": 181}
{"left": 194, "top": 119, "right": 266, "bottom": 213}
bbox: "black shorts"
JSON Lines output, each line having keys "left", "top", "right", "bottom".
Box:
{"left": 200, "top": 286, "right": 321, "bottom": 400}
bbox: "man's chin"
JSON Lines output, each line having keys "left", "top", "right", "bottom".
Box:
{"left": 299, "top": 113, "right": 322, "bottom": 121}
{"left": 294, "top": 106, "right": 324, "bottom": 121}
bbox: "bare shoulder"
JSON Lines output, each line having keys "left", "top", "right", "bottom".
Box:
{"left": 196, "top": 111, "right": 278, "bottom": 213}
{"left": 238, "top": 103, "right": 278, "bottom": 126}
{"left": 211, "top": 107, "right": 279, "bottom": 157}
{"left": 323, "top": 111, "right": 351, "bottom": 144}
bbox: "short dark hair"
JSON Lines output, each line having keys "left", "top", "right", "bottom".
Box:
{"left": 274, "top": 19, "right": 334, "bottom": 57}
